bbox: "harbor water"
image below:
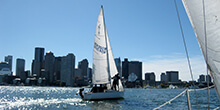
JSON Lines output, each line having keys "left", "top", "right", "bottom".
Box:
{"left": 0, "top": 86, "right": 219, "bottom": 110}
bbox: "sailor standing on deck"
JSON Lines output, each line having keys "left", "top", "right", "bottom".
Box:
{"left": 111, "top": 73, "right": 120, "bottom": 91}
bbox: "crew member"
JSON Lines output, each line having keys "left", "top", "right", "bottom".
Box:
{"left": 112, "top": 73, "right": 120, "bottom": 91}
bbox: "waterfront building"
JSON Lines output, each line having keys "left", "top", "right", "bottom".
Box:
{"left": 145, "top": 72, "right": 156, "bottom": 86}
{"left": 78, "top": 59, "right": 88, "bottom": 78}
{"left": 25, "top": 70, "right": 31, "bottom": 77}
{"left": 160, "top": 73, "right": 166, "bottom": 82}
{"left": 115, "top": 58, "right": 122, "bottom": 78}
{"left": 75, "top": 68, "right": 82, "bottom": 78}
{"left": 54, "top": 57, "right": 62, "bottom": 81}
{"left": 33, "top": 47, "right": 45, "bottom": 77}
{"left": 60, "top": 53, "right": 75, "bottom": 86}
{"left": 166, "top": 71, "right": 179, "bottom": 83}
{"left": 122, "top": 58, "right": 129, "bottom": 80}
{"left": 45, "top": 51, "right": 55, "bottom": 84}
{"left": 206, "top": 74, "right": 212, "bottom": 83}
{"left": 122, "top": 58, "right": 143, "bottom": 87}
{"left": 75, "top": 68, "right": 88, "bottom": 86}
{"left": 0, "top": 68, "right": 11, "bottom": 75}
{"left": 4, "top": 55, "right": 13, "bottom": 71}
{"left": 87, "top": 67, "right": 92, "bottom": 82}
{"left": 16, "top": 58, "right": 25, "bottom": 81}
{"left": 128, "top": 73, "right": 138, "bottom": 82}
{"left": 31, "top": 60, "right": 34, "bottom": 76}
{"left": 128, "top": 61, "right": 142, "bottom": 81}
{"left": 198, "top": 74, "right": 205, "bottom": 83}
{"left": 128, "top": 61, "right": 143, "bottom": 87}
{"left": 0, "top": 62, "right": 10, "bottom": 71}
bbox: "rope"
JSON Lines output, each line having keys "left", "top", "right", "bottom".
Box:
{"left": 214, "top": 106, "right": 220, "bottom": 110}
{"left": 153, "top": 85, "right": 215, "bottom": 110}
{"left": 174, "top": 0, "right": 199, "bottom": 109}
{"left": 188, "top": 85, "right": 214, "bottom": 92}
{"left": 153, "top": 89, "right": 187, "bottom": 110}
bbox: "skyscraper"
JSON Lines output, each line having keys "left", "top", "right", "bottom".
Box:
{"left": 78, "top": 59, "right": 88, "bottom": 78}
{"left": 33, "top": 47, "right": 45, "bottom": 77}
{"left": 199, "top": 74, "right": 205, "bottom": 82}
{"left": 54, "top": 57, "right": 62, "bottom": 81}
{"left": 45, "top": 51, "right": 55, "bottom": 84}
{"left": 60, "top": 53, "right": 75, "bottom": 86}
{"left": 16, "top": 58, "right": 25, "bottom": 81}
{"left": 166, "top": 71, "right": 179, "bottom": 83}
{"left": 145, "top": 72, "right": 155, "bottom": 86}
{"left": 122, "top": 58, "right": 129, "bottom": 79}
{"left": 87, "top": 68, "right": 92, "bottom": 82}
{"left": 129, "top": 61, "right": 142, "bottom": 81}
{"left": 122, "top": 58, "right": 143, "bottom": 87}
{"left": 128, "top": 61, "right": 143, "bottom": 87}
{"left": 160, "top": 73, "right": 166, "bottom": 82}
{"left": 4, "top": 55, "right": 12, "bottom": 71}
{"left": 206, "top": 75, "right": 212, "bottom": 83}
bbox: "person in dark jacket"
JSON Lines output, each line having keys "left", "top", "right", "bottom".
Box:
{"left": 112, "top": 73, "right": 120, "bottom": 91}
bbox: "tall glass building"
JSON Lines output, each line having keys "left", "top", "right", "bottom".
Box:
{"left": 33, "top": 47, "right": 45, "bottom": 77}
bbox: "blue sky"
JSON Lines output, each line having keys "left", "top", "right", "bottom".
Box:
{"left": 0, "top": 0, "right": 205, "bottom": 81}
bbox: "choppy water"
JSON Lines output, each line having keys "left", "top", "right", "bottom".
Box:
{"left": 0, "top": 86, "right": 219, "bottom": 110}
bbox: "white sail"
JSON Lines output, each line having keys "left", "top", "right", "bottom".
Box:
{"left": 182, "top": 0, "right": 220, "bottom": 99}
{"left": 80, "top": 6, "right": 124, "bottom": 100}
{"left": 92, "top": 6, "right": 109, "bottom": 84}
{"left": 92, "top": 6, "right": 124, "bottom": 91}
{"left": 106, "top": 30, "right": 124, "bottom": 91}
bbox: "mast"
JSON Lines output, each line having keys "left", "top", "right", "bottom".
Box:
{"left": 101, "top": 5, "right": 111, "bottom": 84}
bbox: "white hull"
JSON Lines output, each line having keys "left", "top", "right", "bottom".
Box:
{"left": 83, "top": 91, "right": 124, "bottom": 100}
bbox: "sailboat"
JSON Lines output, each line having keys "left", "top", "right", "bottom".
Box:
{"left": 182, "top": 0, "right": 220, "bottom": 100}
{"left": 78, "top": 6, "right": 124, "bottom": 100}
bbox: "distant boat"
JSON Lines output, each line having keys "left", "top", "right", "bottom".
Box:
{"left": 182, "top": 0, "right": 220, "bottom": 100}
{"left": 78, "top": 6, "right": 124, "bottom": 100}
{"left": 168, "top": 84, "right": 178, "bottom": 89}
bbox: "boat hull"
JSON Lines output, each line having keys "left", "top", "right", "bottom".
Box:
{"left": 83, "top": 91, "right": 124, "bottom": 100}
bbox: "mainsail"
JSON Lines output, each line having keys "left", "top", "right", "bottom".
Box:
{"left": 182, "top": 0, "right": 220, "bottom": 99}
{"left": 92, "top": 6, "right": 123, "bottom": 92}
{"left": 93, "top": 6, "right": 109, "bottom": 84}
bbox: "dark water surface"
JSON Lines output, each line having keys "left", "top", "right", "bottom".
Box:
{"left": 0, "top": 86, "right": 219, "bottom": 110}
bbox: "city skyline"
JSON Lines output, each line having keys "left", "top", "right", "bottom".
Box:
{"left": 0, "top": 0, "right": 206, "bottom": 81}
{"left": 1, "top": 48, "right": 205, "bottom": 82}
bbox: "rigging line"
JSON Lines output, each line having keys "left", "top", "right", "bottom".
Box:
{"left": 214, "top": 106, "right": 220, "bottom": 110}
{"left": 202, "top": 0, "right": 210, "bottom": 109}
{"left": 153, "top": 89, "right": 187, "bottom": 110}
{"left": 188, "top": 85, "right": 214, "bottom": 92}
{"left": 174, "top": 0, "right": 199, "bottom": 109}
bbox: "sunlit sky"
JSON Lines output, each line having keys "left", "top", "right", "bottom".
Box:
{"left": 0, "top": 0, "right": 206, "bottom": 81}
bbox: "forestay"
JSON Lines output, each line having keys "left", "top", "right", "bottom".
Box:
{"left": 182, "top": 0, "right": 220, "bottom": 99}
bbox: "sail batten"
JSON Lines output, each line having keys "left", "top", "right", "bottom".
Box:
{"left": 182, "top": 0, "right": 220, "bottom": 99}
